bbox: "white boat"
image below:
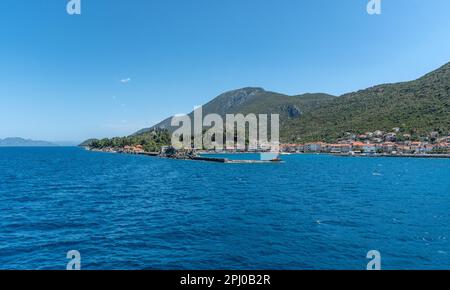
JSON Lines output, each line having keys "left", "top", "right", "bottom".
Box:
{"left": 259, "top": 152, "right": 281, "bottom": 161}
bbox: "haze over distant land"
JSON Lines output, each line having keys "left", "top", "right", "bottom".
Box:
{"left": 0, "top": 137, "right": 57, "bottom": 147}
{"left": 2, "top": 1, "right": 450, "bottom": 141}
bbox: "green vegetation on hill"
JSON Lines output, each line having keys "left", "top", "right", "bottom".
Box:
{"left": 78, "top": 139, "right": 98, "bottom": 147}
{"left": 82, "top": 129, "right": 170, "bottom": 152}
{"left": 283, "top": 62, "right": 450, "bottom": 142}
{"left": 133, "top": 88, "right": 336, "bottom": 135}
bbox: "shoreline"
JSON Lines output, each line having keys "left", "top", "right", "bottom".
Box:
{"left": 84, "top": 147, "right": 450, "bottom": 161}
{"left": 283, "top": 152, "right": 450, "bottom": 159}
{"left": 331, "top": 153, "right": 450, "bottom": 159}
{"left": 85, "top": 147, "right": 283, "bottom": 164}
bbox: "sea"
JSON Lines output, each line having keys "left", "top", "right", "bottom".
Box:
{"left": 0, "top": 147, "right": 449, "bottom": 269}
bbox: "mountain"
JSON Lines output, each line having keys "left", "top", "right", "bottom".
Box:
{"left": 132, "top": 62, "right": 450, "bottom": 143}
{"left": 283, "top": 62, "right": 450, "bottom": 142}
{"left": 79, "top": 139, "right": 98, "bottom": 147}
{"left": 0, "top": 137, "right": 57, "bottom": 147}
{"left": 133, "top": 88, "right": 335, "bottom": 135}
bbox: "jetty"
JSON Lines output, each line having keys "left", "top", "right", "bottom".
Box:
{"left": 191, "top": 156, "right": 282, "bottom": 164}
{"left": 85, "top": 146, "right": 283, "bottom": 163}
{"left": 137, "top": 152, "right": 159, "bottom": 157}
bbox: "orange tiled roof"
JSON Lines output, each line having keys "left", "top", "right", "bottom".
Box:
{"left": 330, "top": 144, "right": 351, "bottom": 147}
{"left": 351, "top": 142, "right": 366, "bottom": 146}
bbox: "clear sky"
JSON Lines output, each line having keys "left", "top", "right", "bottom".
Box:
{"left": 1, "top": 0, "right": 449, "bottom": 142}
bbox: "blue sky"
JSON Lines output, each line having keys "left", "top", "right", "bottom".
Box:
{"left": 1, "top": 0, "right": 449, "bottom": 142}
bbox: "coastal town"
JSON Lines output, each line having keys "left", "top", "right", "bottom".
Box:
{"left": 280, "top": 129, "right": 450, "bottom": 156}
{"left": 86, "top": 128, "right": 450, "bottom": 159}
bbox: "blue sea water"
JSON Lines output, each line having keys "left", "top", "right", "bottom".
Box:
{"left": 0, "top": 147, "right": 450, "bottom": 270}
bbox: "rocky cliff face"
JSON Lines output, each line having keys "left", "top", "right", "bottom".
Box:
{"left": 133, "top": 88, "right": 334, "bottom": 135}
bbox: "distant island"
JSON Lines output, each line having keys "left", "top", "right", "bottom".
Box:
{"left": 0, "top": 137, "right": 57, "bottom": 147}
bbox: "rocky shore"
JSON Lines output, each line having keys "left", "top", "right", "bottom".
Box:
{"left": 84, "top": 146, "right": 283, "bottom": 163}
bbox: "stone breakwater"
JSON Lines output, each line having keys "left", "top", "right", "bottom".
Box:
{"left": 84, "top": 147, "right": 282, "bottom": 163}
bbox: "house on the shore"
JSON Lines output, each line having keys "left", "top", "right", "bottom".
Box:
{"left": 350, "top": 142, "right": 376, "bottom": 154}
{"left": 381, "top": 142, "right": 396, "bottom": 153}
{"left": 280, "top": 144, "right": 304, "bottom": 153}
{"left": 124, "top": 145, "right": 145, "bottom": 154}
{"left": 384, "top": 133, "right": 397, "bottom": 142}
{"left": 373, "top": 130, "right": 384, "bottom": 138}
{"left": 362, "top": 143, "right": 377, "bottom": 154}
{"left": 397, "top": 144, "right": 414, "bottom": 154}
{"left": 304, "top": 142, "right": 325, "bottom": 152}
{"left": 328, "top": 144, "right": 352, "bottom": 153}
{"left": 351, "top": 142, "right": 365, "bottom": 153}
{"left": 435, "top": 142, "right": 450, "bottom": 153}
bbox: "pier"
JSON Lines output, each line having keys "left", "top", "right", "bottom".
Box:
{"left": 192, "top": 156, "right": 282, "bottom": 164}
